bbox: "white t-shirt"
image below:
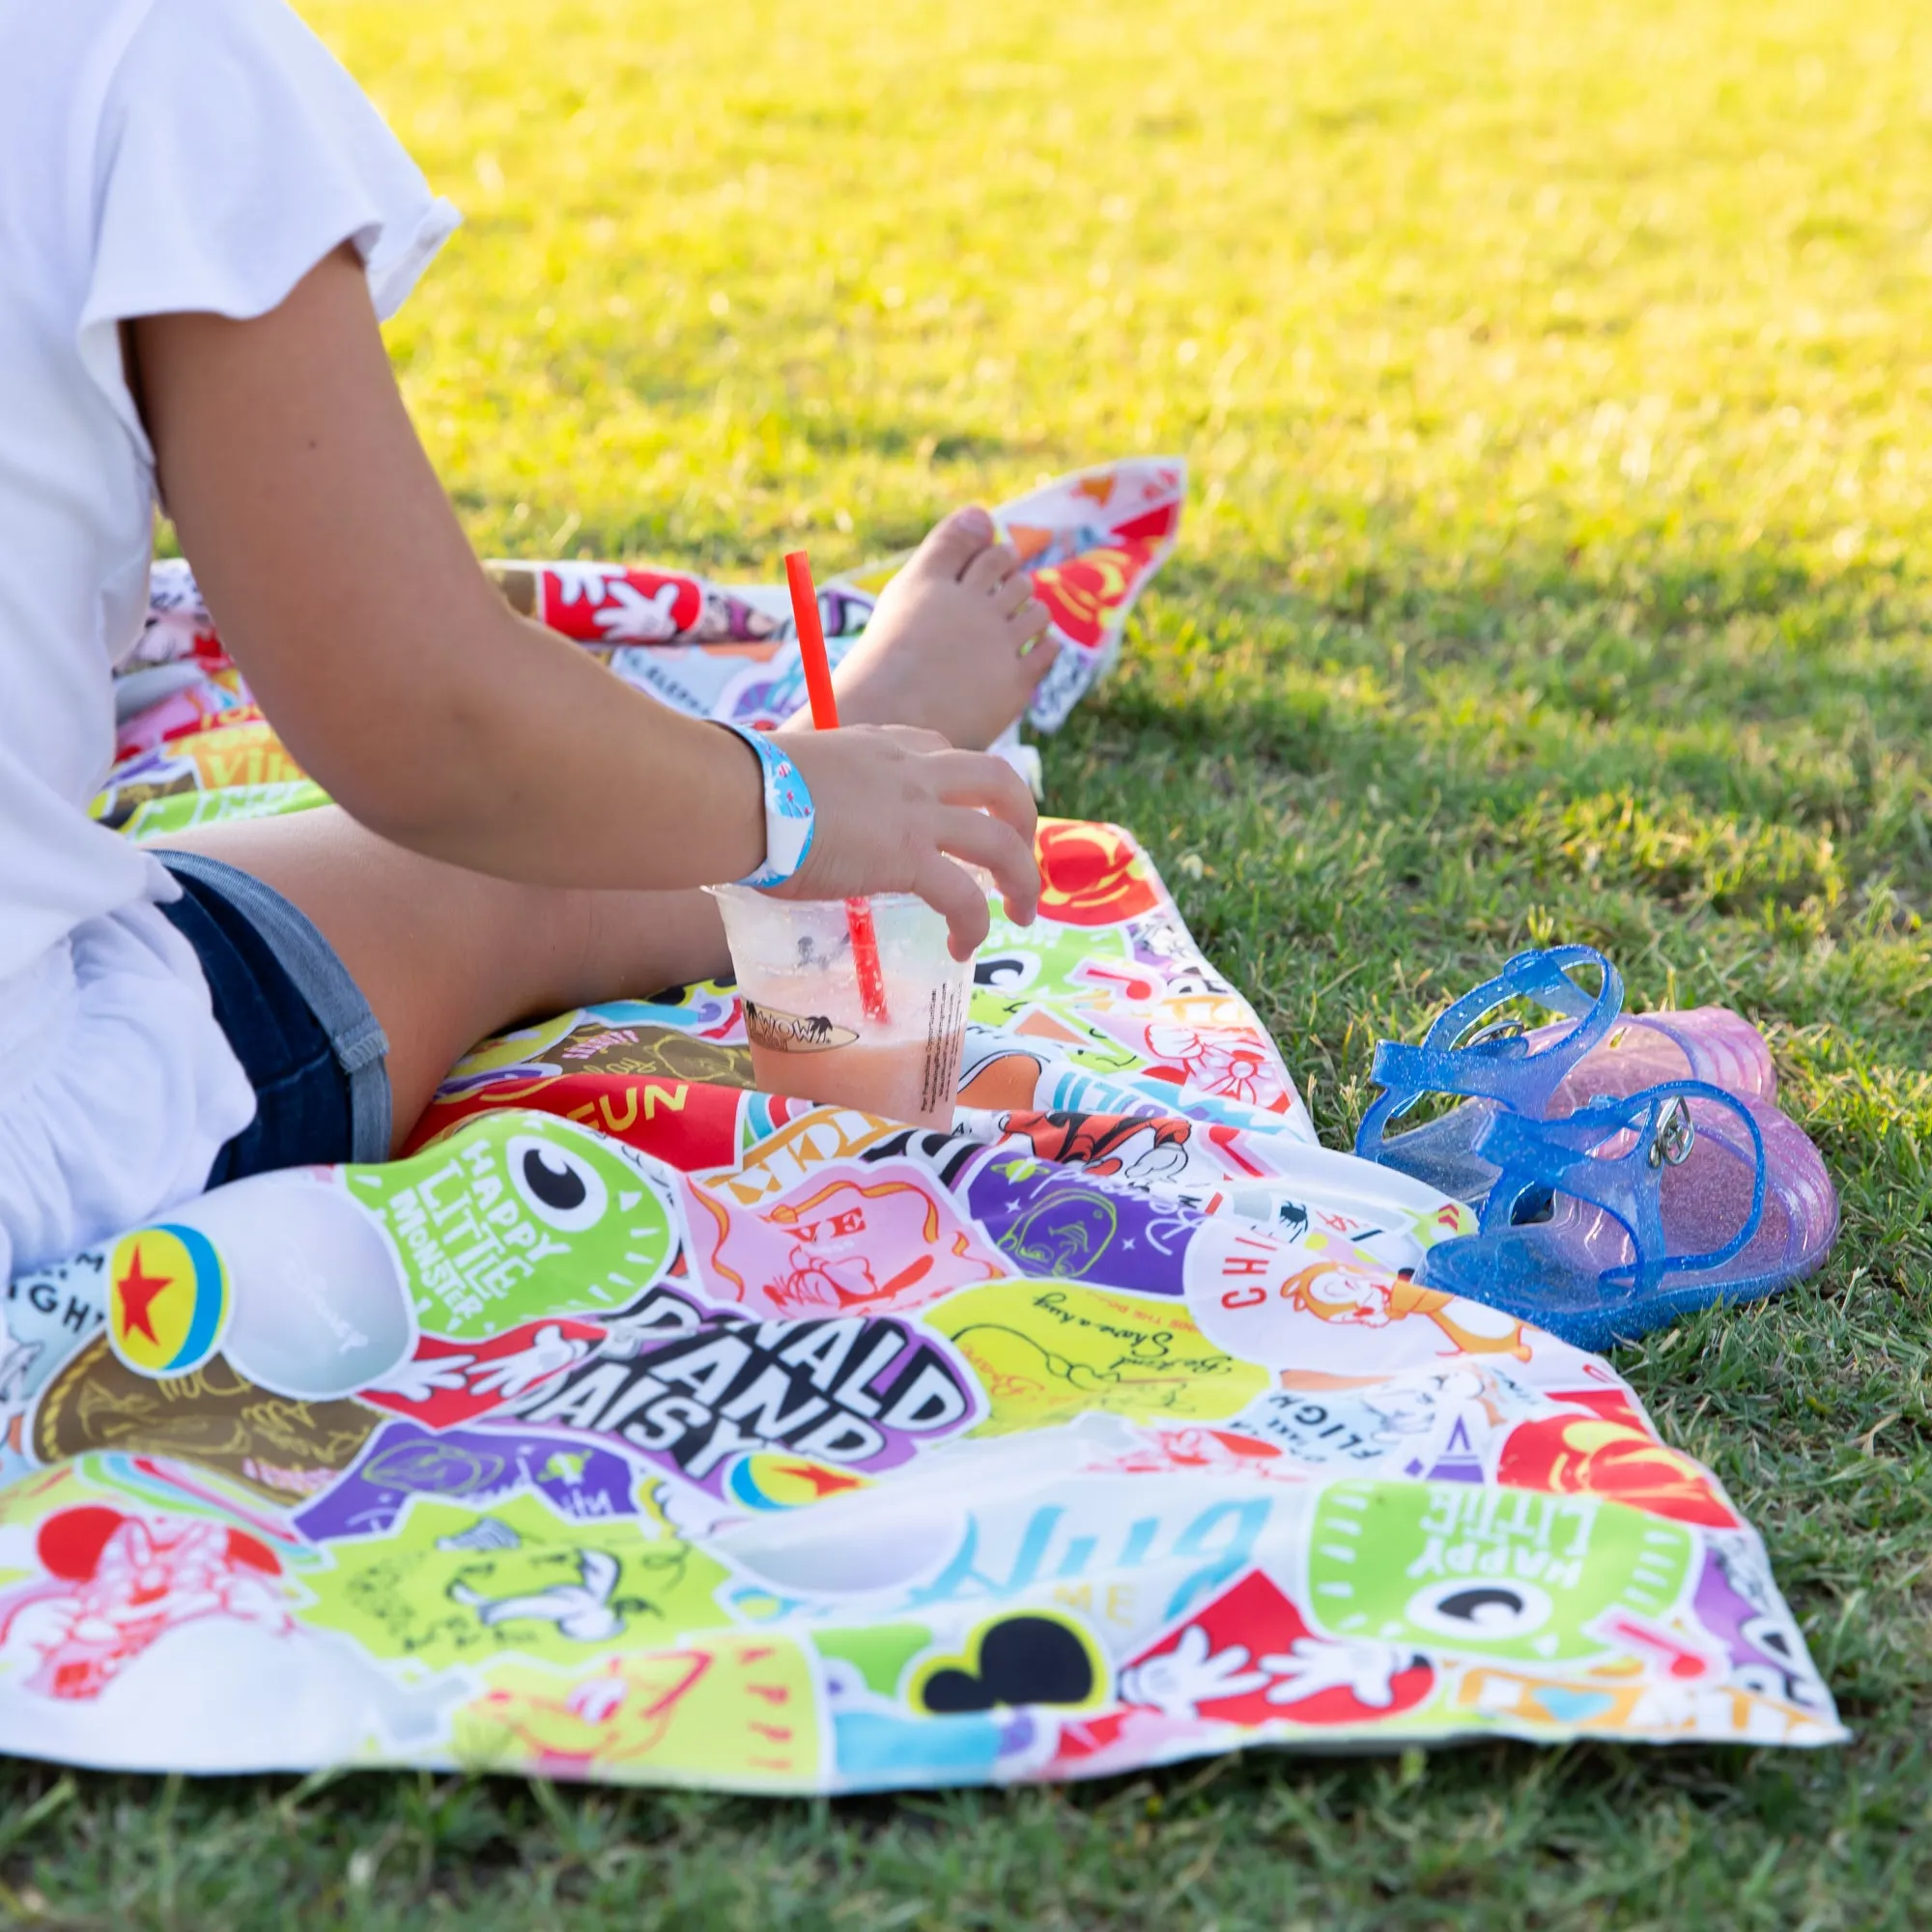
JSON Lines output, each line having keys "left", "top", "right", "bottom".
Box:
{"left": 0, "top": 0, "right": 459, "bottom": 1279}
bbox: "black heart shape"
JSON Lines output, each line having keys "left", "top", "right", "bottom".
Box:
{"left": 919, "top": 1615, "right": 1096, "bottom": 1714}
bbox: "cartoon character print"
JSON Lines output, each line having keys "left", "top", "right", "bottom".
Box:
{"left": 1123, "top": 908, "right": 1236, "bottom": 1000}
{"left": 0, "top": 1503, "right": 291, "bottom": 1700}
{"left": 89, "top": 757, "right": 200, "bottom": 833}
{"left": 812, "top": 1610, "right": 1100, "bottom": 1788}
{"left": 1133, "top": 1013, "right": 1294, "bottom": 1116}
{"left": 0, "top": 1253, "right": 111, "bottom": 1482}
{"left": 1187, "top": 1220, "right": 1536, "bottom": 1375}
{"left": 1692, "top": 1533, "right": 1835, "bottom": 1715}
{"left": 1094, "top": 1425, "right": 1293, "bottom": 1481}
{"left": 296, "top": 1419, "right": 646, "bottom": 1543}
{"left": 970, "top": 924, "right": 1144, "bottom": 1053}
{"left": 691, "top": 1160, "right": 1005, "bottom": 1319}
{"left": 46, "top": 458, "right": 1844, "bottom": 1778}
{"left": 693, "top": 586, "right": 783, "bottom": 643}
{"left": 458, "top": 1634, "right": 820, "bottom": 1783}
{"left": 1272, "top": 1255, "right": 1509, "bottom": 1348}
{"left": 997, "top": 1109, "right": 1197, "bottom": 1187}
{"left": 31, "top": 1336, "right": 383, "bottom": 1504}
{"left": 1451, "top": 1623, "right": 1838, "bottom": 1745}
{"left": 1303, "top": 1479, "right": 1695, "bottom": 1671}
{"left": 955, "top": 1105, "right": 1258, "bottom": 1210}
{"left": 366, "top": 1319, "right": 609, "bottom": 1431}
{"left": 433, "top": 1007, "right": 750, "bottom": 1106}
{"left": 128, "top": 555, "right": 221, "bottom": 667}
{"left": 113, "top": 669, "right": 253, "bottom": 765}
{"left": 954, "top": 1033, "right": 1058, "bottom": 1115}
{"left": 907, "top": 1610, "right": 1107, "bottom": 1721}
{"left": 303, "top": 1490, "right": 730, "bottom": 1672}
{"left": 539, "top": 563, "right": 705, "bottom": 642}
{"left": 1496, "top": 1392, "right": 1740, "bottom": 1529}
{"left": 925, "top": 1281, "right": 1266, "bottom": 1434}
{"left": 958, "top": 1151, "right": 1206, "bottom": 1296}
{"left": 1117, "top": 1569, "right": 1433, "bottom": 1729}
{"left": 1185, "top": 1192, "right": 1436, "bottom": 1282}
{"left": 1032, "top": 820, "right": 1163, "bottom": 928}
{"left": 1060, "top": 977, "right": 1297, "bottom": 1122}
{"left": 820, "top": 1652, "right": 1039, "bottom": 1787}
{"left": 968, "top": 892, "right": 1312, "bottom": 1134}
{"left": 347, "top": 1111, "right": 682, "bottom": 1344}
{"left": 1030, "top": 540, "right": 1163, "bottom": 653}
{"left": 1232, "top": 1367, "right": 1532, "bottom": 1480}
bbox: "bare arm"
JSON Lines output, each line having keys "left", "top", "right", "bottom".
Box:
{"left": 131, "top": 246, "right": 1037, "bottom": 945}
{"left": 134, "top": 246, "right": 774, "bottom": 889}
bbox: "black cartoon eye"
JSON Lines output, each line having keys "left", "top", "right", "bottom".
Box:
{"left": 506, "top": 1133, "right": 608, "bottom": 1233}
{"left": 1406, "top": 1578, "right": 1551, "bottom": 1639}
{"left": 974, "top": 952, "right": 1038, "bottom": 991}
{"left": 524, "top": 1149, "right": 584, "bottom": 1209}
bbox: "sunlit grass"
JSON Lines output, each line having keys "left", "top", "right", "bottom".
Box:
{"left": 10, "top": 0, "right": 1932, "bottom": 1923}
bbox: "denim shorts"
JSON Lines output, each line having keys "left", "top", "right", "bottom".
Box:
{"left": 156, "top": 851, "right": 391, "bottom": 1182}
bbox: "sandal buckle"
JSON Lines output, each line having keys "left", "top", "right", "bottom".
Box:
{"left": 1648, "top": 1095, "right": 1695, "bottom": 1169}
{"left": 1461, "top": 1016, "right": 1528, "bottom": 1050}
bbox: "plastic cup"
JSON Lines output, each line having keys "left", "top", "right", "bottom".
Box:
{"left": 708, "top": 886, "right": 973, "bottom": 1129}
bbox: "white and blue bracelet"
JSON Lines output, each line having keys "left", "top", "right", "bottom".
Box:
{"left": 721, "top": 722, "right": 816, "bottom": 888}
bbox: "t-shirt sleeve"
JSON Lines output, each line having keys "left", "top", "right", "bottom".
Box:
{"left": 78, "top": 0, "right": 461, "bottom": 453}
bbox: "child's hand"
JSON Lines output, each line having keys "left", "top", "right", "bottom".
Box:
{"left": 769, "top": 724, "right": 1038, "bottom": 958}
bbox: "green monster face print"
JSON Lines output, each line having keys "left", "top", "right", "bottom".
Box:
{"left": 1304, "top": 1479, "right": 1694, "bottom": 1666}
{"left": 345, "top": 1112, "right": 680, "bottom": 1343}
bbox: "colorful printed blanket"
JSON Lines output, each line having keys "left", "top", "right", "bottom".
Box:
{"left": 0, "top": 462, "right": 1843, "bottom": 1785}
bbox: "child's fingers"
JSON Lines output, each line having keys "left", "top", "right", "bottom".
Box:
{"left": 914, "top": 853, "right": 995, "bottom": 960}
{"left": 936, "top": 806, "right": 1038, "bottom": 926}
{"left": 932, "top": 751, "right": 1038, "bottom": 845}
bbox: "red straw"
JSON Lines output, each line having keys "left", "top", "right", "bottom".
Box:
{"left": 783, "top": 550, "right": 891, "bottom": 1027}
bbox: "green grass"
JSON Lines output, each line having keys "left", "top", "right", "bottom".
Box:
{"left": 10, "top": 0, "right": 1932, "bottom": 1921}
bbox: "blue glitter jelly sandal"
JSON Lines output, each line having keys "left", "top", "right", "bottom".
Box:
{"left": 1414, "top": 1076, "right": 1835, "bottom": 1348}
{"left": 1353, "top": 946, "right": 1626, "bottom": 1204}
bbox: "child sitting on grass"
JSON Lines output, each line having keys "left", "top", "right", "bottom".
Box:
{"left": 0, "top": 0, "right": 1062, "bottom": 1281}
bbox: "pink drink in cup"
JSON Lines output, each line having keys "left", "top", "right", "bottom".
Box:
{"left": 708, "top": 885, "right": 973, "bottom": 1130}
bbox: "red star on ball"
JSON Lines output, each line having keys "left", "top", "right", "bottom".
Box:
{"left": 768, "top": 1462, "right": 864, "bottom": 1499}
{"left": 115, "top": 1244, "right": 173, "bottom": 1345}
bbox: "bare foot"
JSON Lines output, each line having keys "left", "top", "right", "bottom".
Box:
{"left": 825, "top": 506, "right": 1059, "bottom": 750}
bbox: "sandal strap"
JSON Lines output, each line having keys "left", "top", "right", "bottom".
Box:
{"left": 1471, "top": 1078, "right": 1767, "bottom": 1299}
{"left": 1354, "top": 945, "right": 1624, "bottom": 1161}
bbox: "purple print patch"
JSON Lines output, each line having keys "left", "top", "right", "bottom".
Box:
{"left": 296, "top": 1420, "right": 641, "bottom": 1542}
{"left": 963, "top": 1151, "right": 1201, "bottom": 1296}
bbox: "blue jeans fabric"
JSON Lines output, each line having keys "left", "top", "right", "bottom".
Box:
{"left": 156, "top": 851, "right": 391, "bottom": 1181}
